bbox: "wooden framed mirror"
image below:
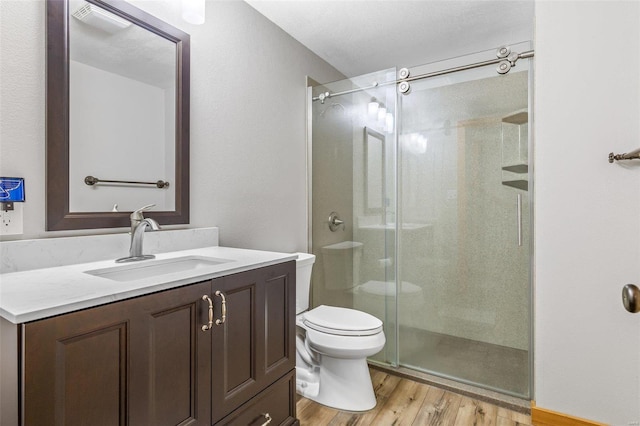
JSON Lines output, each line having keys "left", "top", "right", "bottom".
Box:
{"left": 46, "top": 0, "right": 190, "bottom": 231}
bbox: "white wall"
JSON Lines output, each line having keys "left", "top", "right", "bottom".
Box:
{"left": 0, "top": 0, "right": 344, "bottom": 252}
{"left": 535, "top": 1, "right": 640, "bottom": 424}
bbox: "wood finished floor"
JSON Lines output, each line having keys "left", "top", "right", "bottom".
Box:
{"left": 297, "top": 369, "right": 532, "bottom": 426}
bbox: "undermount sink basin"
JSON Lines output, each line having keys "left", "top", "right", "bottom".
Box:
{"left": 85, "top": 256, "right": 233, "bottom": 282}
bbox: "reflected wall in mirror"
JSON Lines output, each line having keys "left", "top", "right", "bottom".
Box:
{"left": 364, "top": 126, "right": 385, "bottom": 214}
{"left": 47, "top": 0, "right": 190, "bottom": 230}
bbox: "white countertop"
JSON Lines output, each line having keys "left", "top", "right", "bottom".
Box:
{"left": 0, "top": 246, "right": 296, "bottom": 324}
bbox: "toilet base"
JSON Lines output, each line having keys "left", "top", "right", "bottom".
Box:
{"left": 298, "top": 356, "right": 377, "bottom": 412}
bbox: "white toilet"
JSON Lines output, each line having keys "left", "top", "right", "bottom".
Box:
{"left": 295, "top": 252, "right": 385, "bottom": 412}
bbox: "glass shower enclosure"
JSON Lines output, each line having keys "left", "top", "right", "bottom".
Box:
{"left": 309, "top": 67, "right": 399, "bottom": 364}
{"left": 308, "top": 44, "right": 532, "bottom": 399}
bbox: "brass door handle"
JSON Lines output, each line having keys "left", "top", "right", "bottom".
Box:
{"left": 201, "top": 295, "right": 214, "bottom": 331}
{"left": 215, "top": 290, "right": 227, "bottom": 325}
{"left": 259, "top": 413, "right": 272, "bottom": 426}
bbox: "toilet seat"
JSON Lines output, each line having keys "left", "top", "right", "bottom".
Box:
{"left": 303, "top": 305, "right": 383, "bottom": 336}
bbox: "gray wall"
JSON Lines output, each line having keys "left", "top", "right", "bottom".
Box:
{"left": 0, "top": 0, "right": 344, "bottom": 252}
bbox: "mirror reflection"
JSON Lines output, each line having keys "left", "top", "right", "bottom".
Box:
{"left": 68, "top": 0, "right": 176, "bottom": 212}
{"left": 364, "top": 126, "right": 385, "bottom": 213}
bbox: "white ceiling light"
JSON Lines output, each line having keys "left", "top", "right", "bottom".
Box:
{"left": 182, "top": 0, "right": 205, "bottom": 25}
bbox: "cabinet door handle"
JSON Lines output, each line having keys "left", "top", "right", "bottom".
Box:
{"left": 259, "top": 413, "right": 272, "bottom": 425}
{"left": 214, "top": 290, "right": 227, "bottom": 325}
{"left": 201, "top": 295, "right": 214, "bottom": 331}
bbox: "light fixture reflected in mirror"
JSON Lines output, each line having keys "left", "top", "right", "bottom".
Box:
{"left": 368, "top": 97, "right": 379, "bottom": 115}
{"left": 385, "top": 113, "right": 394, "bottom": 133}
{"left": 182, "top": 0, "right": 205, "bottom": 25}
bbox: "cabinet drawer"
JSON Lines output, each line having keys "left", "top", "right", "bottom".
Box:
{"left": 216, "top": 371, "right": 297, "bottom": 426}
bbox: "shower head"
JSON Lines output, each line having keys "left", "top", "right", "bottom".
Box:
{"left": 319, "top": 103, "right": 346, "bottom": 117}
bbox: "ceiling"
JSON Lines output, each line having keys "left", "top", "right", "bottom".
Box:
{"left": 245, "top": 0, "right": 535, "bottom": 78}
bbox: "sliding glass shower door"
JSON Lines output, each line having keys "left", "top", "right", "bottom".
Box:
{"left": 397, "top": 47, "right": 531, "bottom": 398}
{"left": 309, "top": 44, "right": 533, "bottom": 399}
{"left": 309, "top": 68, "right": 398, "bottom": 366}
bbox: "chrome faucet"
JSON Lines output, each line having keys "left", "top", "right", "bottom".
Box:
{"left": 116, "top": 204, "right": 161, "bottom": 263}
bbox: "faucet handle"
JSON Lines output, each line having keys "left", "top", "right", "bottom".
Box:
{"left": 131, "top": 204, "right": 155, "bottom": 220}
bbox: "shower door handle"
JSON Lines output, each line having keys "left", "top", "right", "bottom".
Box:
{"left": 516, "top": 194, "right": 522, "bottom": 247}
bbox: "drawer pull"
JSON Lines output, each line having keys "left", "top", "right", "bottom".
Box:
{"left": 260, "top": 413, "right": 272, "bottom": 426}
{"left": 215, "top": 291, "right": 227, "bottom": 325}
{"left": 201, "top": 295, "right": 214, "bottom": 331}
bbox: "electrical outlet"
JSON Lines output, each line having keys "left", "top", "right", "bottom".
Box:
{"left": 0, "top": 203, "right": 23, "bottom": 235}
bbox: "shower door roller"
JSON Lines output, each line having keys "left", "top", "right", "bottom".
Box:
{"left": 497, "top": 60, "right": 512, "bottom": 74}
{"left": 496, "top": 46, "right": 511, "bottom": 58}
{"left": 398, "top": 81, "right": 411, "bottom": 94}
{"left": 622, "top": 284, "right": 640, "bottom": 313}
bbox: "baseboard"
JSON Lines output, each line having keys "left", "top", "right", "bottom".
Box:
{"left": 531, "top": 401, "right": 608, "bottom": 426}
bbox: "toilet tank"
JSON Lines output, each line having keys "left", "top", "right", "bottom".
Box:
{"left": 295, "top": 252, "right": 316, "bottom": 314}
{"left": 320, "top": 241, "right": 363, "bottom": 290}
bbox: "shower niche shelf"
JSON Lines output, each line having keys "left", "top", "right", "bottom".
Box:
{"left": 501, "top": 164, "right": 528, "bottom": 174}
{"left": 502, "top": 180, "right": 528, "bottom": 191}
{"left": 501, "top": 111, "right": 528, "bottom": 191}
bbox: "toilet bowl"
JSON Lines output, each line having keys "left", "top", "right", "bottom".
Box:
{"left": 295, "top": 253, "right": 386, "bottom": 411}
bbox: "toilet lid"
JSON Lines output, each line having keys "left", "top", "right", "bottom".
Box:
{"left": 303, "top": 305, "right": 383, "bottom": 336}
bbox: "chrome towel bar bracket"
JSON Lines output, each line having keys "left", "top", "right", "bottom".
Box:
{"left": 608, "top": 147, "right": 640, "bottom": 163}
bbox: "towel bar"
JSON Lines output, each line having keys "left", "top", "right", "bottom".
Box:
{"left": 84, "top": 175, "right": 170, "bottom": 188}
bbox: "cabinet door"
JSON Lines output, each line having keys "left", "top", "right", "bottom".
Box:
{"left": 133, "top": 281, "right": 212, "bottom": 426}
{"left": 23, "top": 281, "right": 211, "bottom": 426}
{"left": 210, "top": 261, "right": 295, "bottom": 424}
{"left": 262, "top": 261, "right": 297, "bottom": 386}
{"left": 24, "top": 297, "right": 134, "bottom": 425}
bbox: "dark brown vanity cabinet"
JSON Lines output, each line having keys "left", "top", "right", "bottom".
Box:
{"left": 21, "top": 261, "right": 296, "bottom": 426}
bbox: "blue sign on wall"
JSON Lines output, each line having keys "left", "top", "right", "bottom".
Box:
{"left": 0, "top": 177, "right": 25, "bottom": 202}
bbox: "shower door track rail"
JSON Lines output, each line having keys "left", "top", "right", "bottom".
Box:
{"left": 312, "top": 48, "right": 535, "bottom": 103}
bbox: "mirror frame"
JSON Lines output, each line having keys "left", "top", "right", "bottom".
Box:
{"left": 46, "top": 0, "right": 190, "bottom": 231}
